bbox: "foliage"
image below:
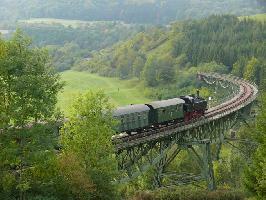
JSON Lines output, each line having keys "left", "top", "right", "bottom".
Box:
{"left": 239, "top": 13, "right": 266, "bottom": 22}
{"left": 214, "top": 149, "right": 247, "bottom": 189}
{"left": 130, "top": 187, "right": 245, "bottom": 200}
{"left": 0, "top": 31, "right": 65, "bottom": 199}
{"left": 60, "top": 91, "right": 119, "bottom": 199}
{"left": 18, "top": 22, "right": 145, "bottom": 72}
{"left": 0, "top": 30, "right": 63, "bottom": 127}
{"left": 174, "top": 15, "right": 265, "bottom": 67}
{"left": 83, "top": 16, "right": 266, "bottom": 76}
{"left": 244, "top": 94, "right": 266, "bottom": 199}
{"left": 57, "top": 152, "right": 94, "bottom": 199}
{"left": 0, "top": 32, "right": 121, "bottom": 199}
{"left": 83, "top": 15, "right": 265, "bottom": 93}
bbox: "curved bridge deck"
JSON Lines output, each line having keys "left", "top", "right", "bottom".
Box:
{"left": 115, "top": 73, "right": 258, "bottom": 151}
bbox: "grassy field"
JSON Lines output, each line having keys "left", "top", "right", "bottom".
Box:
{"left": 239, "top": 13, "right": 266, "bottom": 22}
{"left": 19, "top": 18, "right": 97, "bottom": 27}
{"left": 18, "top": 18, "right": 126, "bottom": 28}
{"left": 58, "top": 70, "right": 151, "bottom": 113}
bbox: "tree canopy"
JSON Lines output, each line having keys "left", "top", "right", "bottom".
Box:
{"left": 80, "top": 15, "right": 265, "bottom": 99}
{"left": 18, "top": 22, "right": 144, "bottom": 71}
{"left": 0, "top": 31, "right": 64, "bottom": 199}
{"left": 0, "top": 35, "right": 118, "bottom": 198}
{"left": 244, "top": 95, "right": 266, "bottom": 199}
{"left": 0, "top": 30, "right": 63, "bottom": 127}
{"left": 60, "top": 91, "right": 119, "bottom": 200}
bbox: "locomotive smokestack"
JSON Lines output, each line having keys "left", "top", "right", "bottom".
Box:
{"left": 197, "top": 90, "right": 200, "bottom": 97}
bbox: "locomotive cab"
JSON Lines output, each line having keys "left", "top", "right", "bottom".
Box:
{"left": 180, "top": 91, "right": 208, "bottom": 122}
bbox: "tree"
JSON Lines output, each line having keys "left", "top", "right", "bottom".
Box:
{"left": 132, "top": 56, "right": 145, "bottom": 79}
{"left": 232, "top": 57, "right": 248, "bottom": 77}
{"left": 0, "top": 31, "right": 63, "bottom": 199}
{"left": 157, "top": 55, "right": 175, "bottom": 84}
{"left": 244, "top": 94, "right": 266, "bottom": 199}
{"left": 243, "top": 57, "right": 261, "bottom": 84}
{"left": 0, "top": 30, "right": 63, "bottom": 127}
{"left": 116, "top": 54, "right": 132, "bottom": 79}
{"left": 60, "top": 91, "right": 119, "bottom": 200}
{"left": 143, "top": 55, "right": 159, "bottom": 87}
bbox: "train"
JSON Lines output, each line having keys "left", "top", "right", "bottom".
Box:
{"left": 113, "top": 90, "right": 208, "bottom": 134}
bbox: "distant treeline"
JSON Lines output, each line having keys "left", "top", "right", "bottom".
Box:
{"left": 0, "top": 0, "right": 264, "bottom": 25}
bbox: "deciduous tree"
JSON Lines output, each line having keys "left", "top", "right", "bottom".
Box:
{"left": 244, "top": 94, "right": 266, "bottom": 199}
{"left": 60, "top": 91, "right": 119, "bottom": 200}
{"left": 0, "top": 30, "right": 63, "bottom": 199}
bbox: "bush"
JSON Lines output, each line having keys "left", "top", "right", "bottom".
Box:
{"left": 28, "top": 196, "right": 59, "bottom": 200}
{"left": 131, "top": 191, "right": 154, "bottom": 200}
{"left": 130, "top": 187, "right": 245, "bottom": 200}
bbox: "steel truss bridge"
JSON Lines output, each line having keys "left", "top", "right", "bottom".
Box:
{"left": 114, "top": 73, "right": 258, "bottom": 190}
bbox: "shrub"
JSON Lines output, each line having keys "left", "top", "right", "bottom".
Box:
{"left": 130, "top": 187, "right": 245, "bottom": 200}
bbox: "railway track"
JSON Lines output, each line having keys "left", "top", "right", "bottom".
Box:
{"left": 114, "top": 73, "right": 258, "bottom": 151}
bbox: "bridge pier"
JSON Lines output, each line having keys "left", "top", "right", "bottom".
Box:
{"left": 188, "top": 142, "right": 216, "bottom": 191}
{"left": 202, "top": 142, "right": 216, "bottom": 190}
{"left": 148, "top": 141, "right": 217, "bottom": 190}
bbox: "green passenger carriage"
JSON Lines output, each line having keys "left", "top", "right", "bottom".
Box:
{"left": 113, "top": 104, "right": 150, "bottom": 133}
{"left": 146, "top": 98, "right": 185, "bottom": 124}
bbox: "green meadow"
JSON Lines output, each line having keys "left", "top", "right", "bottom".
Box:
{"left": 18, "top": 18, "right": 128, "bottom": 28}
{"left": 58, "top": 70, "right": 151, "bottom": 113}
{"left": 19, "top": 18, "right": 96, "bottom": 28}
{"left": 239, "top": 13, "right": 266, "bottom": 22}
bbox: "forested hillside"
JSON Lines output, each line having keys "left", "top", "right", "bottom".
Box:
{"left": 18, "top": 21, "right": 145, "bottom": 71}
{"left": 0, "top": 0, "right": 264, "bottom": 25}
{"left": 77, "top": 15, "right": 266, "bottom": 99}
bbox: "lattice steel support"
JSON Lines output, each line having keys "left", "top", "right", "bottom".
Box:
{"left": 151, "top": 141, "right": 216, "bottom": 189}
{"left": 116, "top": 107, "right": 253, "bottom": 188}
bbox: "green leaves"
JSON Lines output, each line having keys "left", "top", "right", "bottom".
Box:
{"left": 0, "top": 31, "right": 64, "bottom": 199}
{"left": 244, "top": 94, "right": 266, "bottom": 199}
{"left": 83, "top": 15, "right": 266, "bottom": 97}
{"left": 0, "top": 30, "right": 63, "bottom": 127}
{"left": 60, "top": 91, "right": 119, "bottom": 199}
